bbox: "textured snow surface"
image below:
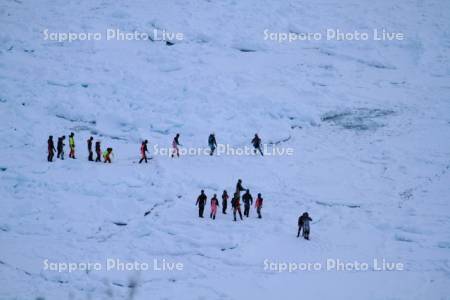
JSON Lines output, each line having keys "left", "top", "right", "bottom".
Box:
{"left": 1, "top": 0, "right": 450, "bottom": 299}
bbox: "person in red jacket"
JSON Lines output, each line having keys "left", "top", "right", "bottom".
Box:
{"left": 210, "top": 194, "right": 219, "bottom": 220}
{"left": 255, "top": 193, "right": 263, "bottom": 219}
{"left": 139, "top": 140, "right": 149, "bottom": 163}
{"left": 232, "top": 192, "right": 243, "bottom": 221}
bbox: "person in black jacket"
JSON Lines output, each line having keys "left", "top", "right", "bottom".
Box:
{"left": 242, "top": 189, "right": 253, "bottom": 217}
{"left": 222, "top": 190, "right": 229, "bottom": 214}
{"left": 196, "top": 190, "right": 207, "bottom": 218}
{"left": 208, "top": 133, "right": 217, "bottom": 156}
{"left": 297, "top": 212, "right": 313, "bottom": 240}
{"left": 235, "top": 179, "right": 245, "bottom": 198}
{"left": 87, "top": 136, "right": 94, "bottom": 161}
{"left": 57, "top": 136, "right": 65, "bottom": 160}
{"left": 47, "top": 136, "right": 56, "bottom": 162}
{"left": 251, "top": 134, "right": 263, "bottom": 156}
{"left": 171, "top": 133, "right": 181, "bottom": 158}
{"left": 95, "top": 141, "right": 102, "bottom": 162}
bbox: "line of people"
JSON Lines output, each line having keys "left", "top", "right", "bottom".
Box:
{"left": 195, "top": 179, "right": 264, "bottom": 221}
{"left": 47, "top": 133, "right": 113, "bottom": 163}
{"left": 172, "top": 133, "right": 263, "bottom": 158}
{"left": 155, "top": 132, "right": 264, "bottom": 161}
{"left": 48, "top": 132, "right": 264, "bottom": 163}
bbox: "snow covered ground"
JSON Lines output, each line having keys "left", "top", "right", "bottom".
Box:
{"left": 1, "top": 0, "right": 450, "bottom": 299}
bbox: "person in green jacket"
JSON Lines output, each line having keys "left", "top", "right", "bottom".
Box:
{"left": 69, "top": 132, "right": 76, "bottom": 159}
{"left": 103, "top": 147, "right": 113, "bottom": 163}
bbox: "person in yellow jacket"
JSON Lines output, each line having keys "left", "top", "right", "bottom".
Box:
{"left": 68, "top": 132, "right": 76, "bottom": 159}
{"left": 103, "top": 147, "right": 113, "bottom": 163}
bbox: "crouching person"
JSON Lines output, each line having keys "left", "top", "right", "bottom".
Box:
{"left": 297, "top": 212, "right": 312, "bottom": 240}
{"left": 103, "top": 147, "right": 113, "bottom": 163}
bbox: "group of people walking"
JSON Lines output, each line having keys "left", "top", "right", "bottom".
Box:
{"left": 47, "top": 133, "right": 113, "bottom": 163}
{"left": 172, "top": 133, "right": 263, "bottom": 158}
{"left": 47, "top": 133, "right": 75, "bottom": 161}
{"left": 196, "top": 179, "right": 264, "bottom": 221}
{"left": 48, "top": 133, "right": 312, "bottom": 239}
{"left": 47, "top": 132, "right": 265, "bottom": 163}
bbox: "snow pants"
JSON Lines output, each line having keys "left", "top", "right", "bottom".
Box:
{"left": 48, "top": 150, "right": 54, "bottom": 162}
{"left": 69, "top": 146, "right": 75, "bottom": 159}
{"left": 244, "top": 204, "right": 251, "bottom": 217}
{"left": 139, "top": 153, "right": 148, "bottom": 163}
{"left": 172, "top": 146, "right": 179, "bottom": 157}
{"left": 256, "top": 206, "right": 262, "bottom": 218}
{"left": 233, "top": 207, "right": 243, "bottom": 221}
{"left": 210, "top": 205, "right": 217, "bottom": 219}
{"left": 198, "top": 205, "right": 205, "bottom": 218}
{"left": 95, "top": 150, "right": 101, "bottom": 162}
{"left": 222, "top": 200, "right": 227, "bottom": 214}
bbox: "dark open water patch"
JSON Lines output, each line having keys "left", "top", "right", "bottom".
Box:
{"left": 239, "top": 48, "right": 256, "bottom": 52}
{"left": 321, "top": 108, "right": 395, "bottom": 131}
{"left": 113, "top": 222, "right": 127, "bottom": 226}
{"left": 315, "top": 201, "right": 360, "bottom": 208}
{"left": 221, "top": 244, "right": 238, "bottom": 251}
{"left": 55, "top": 114, "right": 96, "bottom": 125}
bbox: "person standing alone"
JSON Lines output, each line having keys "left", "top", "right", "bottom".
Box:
{"left": 251, "top": 133, "right": 263, "bottom": 156}
{"left": 196, "top": 190, "right": 207, "bottom": 218}
{"left": 297, "top": 212, "right": 313, "bottom": 240}
{"left": 208, "top": 133, "right": 217, "bottom": 156}
{"left": 255, "top": 193, "right": 263, "bottom": 219}
{"left": 139, "top": 140, "right": 149, "bottom": 163}
{"left": 171, "top": 133, "right": 181, "bottom": 158}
